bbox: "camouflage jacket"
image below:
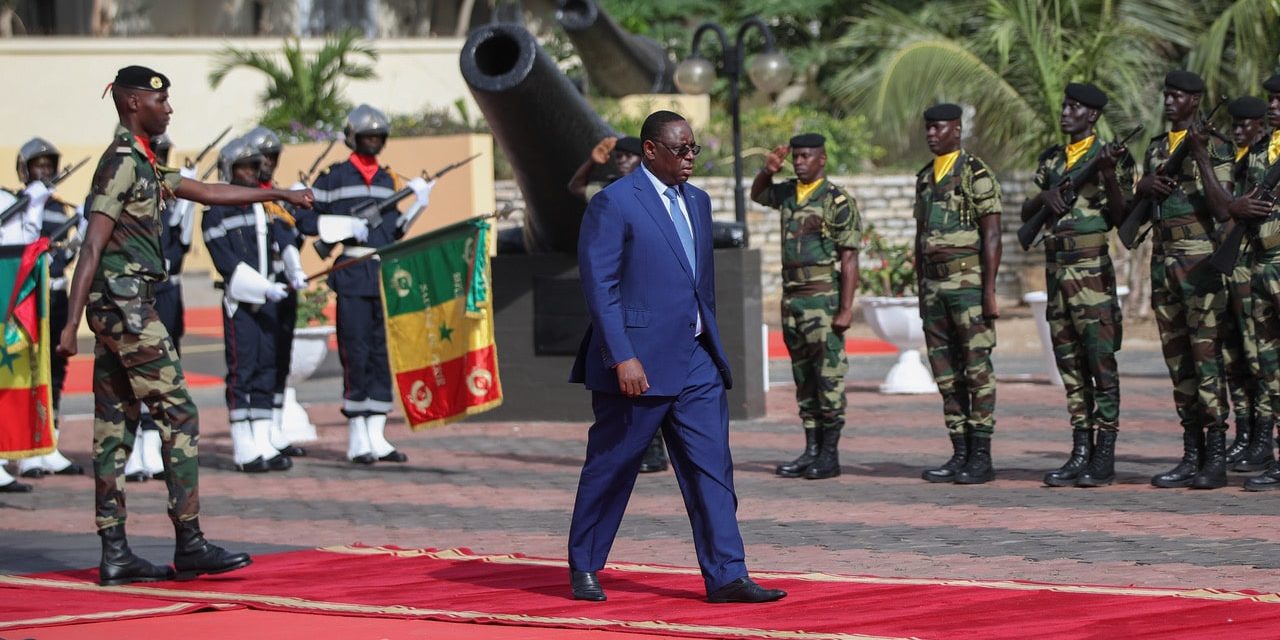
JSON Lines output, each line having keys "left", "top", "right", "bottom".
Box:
{"left": 1141, "top": 132, "right": 1231, "bottom": 224}
{"left": 914, "top": 151, "right": 1002, "bottom": 262}
{"left": 1237, "top": 139, "right": 1280, "bottom": 252}
{"left": 754, "top": 177, "right": 862, "bottom": 275}
{"left": 86, "top": 125, "right": 183, "bottom": 287}
{"left": 1033, "top": 137, "right": 1135, "bottom": 239}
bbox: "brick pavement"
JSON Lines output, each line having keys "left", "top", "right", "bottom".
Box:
{"left": 4, "top": 360, "right": 1280, "bottom": 599}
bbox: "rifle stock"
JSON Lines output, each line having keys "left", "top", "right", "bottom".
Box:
{"left": 312, "top": 186, "right": 415, "bottom": 260}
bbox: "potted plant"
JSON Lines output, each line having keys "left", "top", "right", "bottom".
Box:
{"left": 281, "top": 283, "right": 336, "bottom": 443}
{"left": 857, "top": 226, "right": 936, "bottom": 394}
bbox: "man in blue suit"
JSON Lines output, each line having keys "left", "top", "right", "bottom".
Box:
{"left": 567, "top": 111, "right": 786, "bottom": 604}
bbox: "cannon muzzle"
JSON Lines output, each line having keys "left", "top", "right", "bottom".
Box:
{"left": 556, "top": 0, "right": 674, "bottom": 96}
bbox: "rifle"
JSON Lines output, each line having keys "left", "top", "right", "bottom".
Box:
{"left": 45, "top": 211, "right": 83, "bottom": 252}
{"left": 185, "top": 125, "right": 232, "bottom": 170}
{"left": 426, "top": 152, "right": 481, "bottom": 181}
{"left": 299, "top": 137, "right": 339, "bottom": 185}
{"left": 1017, "top": 126, "right": 1143, "bottom": 250}
{"left": 1207, "top": 157, "right": 1280, "bottom": 274}
{"left": 1117, "top": 96, "right": 1228, "bottom": 249}
{"left": 0, "top": 155, "right": 91, "bottom": 225}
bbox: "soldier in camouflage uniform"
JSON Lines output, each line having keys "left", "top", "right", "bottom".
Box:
{"left": 751, "top": 133, "right": 861, "bottom": 480}
{"left": 56, "top": 66, "right": 313, "bottom": 586}
{"left": 1133, "top": 71, "right": 1235, "bottom": 490}
{"left": 914, "top": 103, "right": 1003, "bottom": 485}
{"left": 1022, "top": 83, "right": 1133, "bottom": 488}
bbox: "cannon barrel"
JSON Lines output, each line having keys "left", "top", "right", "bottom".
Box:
{"left": 461, "top": 23, "right": 614, "bottom": 254}
{"left": 556, "top": 0, "right": 674, "bottom": 96}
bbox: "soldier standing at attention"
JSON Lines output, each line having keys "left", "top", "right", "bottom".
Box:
{"left": 56, "top": 65, "right": 313, "bottom": 586}
{"left": 751, "top": 133, "right": 861, "bottom": 480}
{"left": 1022, "top": 83, "right": 1133, "bottom": 488}
{"left": 13, "top": 137, "right": 86, "bottom": 480}
{"left": 914, "top": 103, "right": 1003, "bottom": 485}
{"left": 1135, "top": 71, "right": 1234, "bottom": 490}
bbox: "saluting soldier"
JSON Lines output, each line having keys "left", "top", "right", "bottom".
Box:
{"left": 914, "top": 103, "right": 1003, "bottom": 485}
{"left": 751, "top": 133, "right": 861, "bottom": 480}
{"left": 1134, "top": 71, "right": 1235, "bottom": 490}
{"left": 1022, "top": 83, "right": 1133, "bottom": 488}
{"left": 299, "top": 104, "right": 431, "bottom": 464}
{"left": 13, "top": 137, "right": 86, "bottom": 480}
{"left": 56, "top": 65, "right": 313, "bottom": 586}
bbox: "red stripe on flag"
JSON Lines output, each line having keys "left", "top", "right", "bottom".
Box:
{"left": 394, "top": 345, "right": 501, "bottom": 427}
{"left": 6, "top": 238, "right": 49, "bottom": 342}
{"left": 0, "top": 384, "right": 54, "bottom": 456}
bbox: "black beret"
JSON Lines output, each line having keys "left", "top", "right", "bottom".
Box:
{"left": 924, "top": 103, "right": 962, "bottom": 121}
{"left": 615, "top": 136, "right": 642, "bottom": 156}
{"left": 1064, "top": 82, "right": 1107, "bottom": 109}
{"left": 113, "top": 65, "right": 170, "bottom": 92}
{"left": 1164, "top": 70, "right": 1205, "bottom": 94}
{"left": 1264, "top": 74, "right": 1280, "bottom": 93}
{"left": 789, "top": 133, "right": 826, "bottom": 148}
{"left": 1228, "top": 96, "right": 1267, "bottom": 119}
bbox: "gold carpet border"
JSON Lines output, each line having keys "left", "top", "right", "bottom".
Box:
{"left": 0, "top": 601, "right": 216, "bottom": 630}
{"left": 320, "top": 545, "right": 1280, "bottom": 604}
{"left": 0, "top": 574, "right": 905, "bottom": 640}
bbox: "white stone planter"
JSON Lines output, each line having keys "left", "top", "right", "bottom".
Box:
{"left": 859, "top": 296, "right": 938, "bottom": 394}
{"left": 1024, "top": 286, "right": 1128, "bottom": 389}
{"left": 281, "top": 325, "right": 336, "bottom": 443}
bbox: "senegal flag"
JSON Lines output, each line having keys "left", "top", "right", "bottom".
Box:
{"left": 380, "top": 218, "right": 502, "bottom": 429}
{"left": 0, "top": 240, "right": 55, "bottom": 458}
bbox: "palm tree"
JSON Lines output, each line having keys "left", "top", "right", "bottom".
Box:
{"left": 209, "top": 29, "right": 378, "bottom": 132}
{"left": 1187, "top": 0, "right": 1280, "bottom": 99}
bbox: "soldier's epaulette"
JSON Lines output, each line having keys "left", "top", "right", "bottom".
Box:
{"left": 1038, "top": 145, "right": 1063, "bottom": 164}
{"left": 966, "top": 155, "right": 991, "bottom": 179}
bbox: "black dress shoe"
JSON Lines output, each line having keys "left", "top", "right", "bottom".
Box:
{"left": 570, "top": 569, "right": 606, "bottom": 601}
{"left": 265, "top": 455, "right": 293, "bottom": 471}
{"left": 278, "top": 446, "right": 308, "bottom": 457}
{"left": 124, "top": 471, "right": 149, "bottom": 483}
{"left": 53, "top": 462, "right": 85, "bottom": 475}
{"left": 151, "top": 470, "right": 168, "bottom": 481}
{"left": 0, "top": 480, "right": 33, "bottom": 493}
{"left": 350, "top": 454, "right": 377, "bottom": 465}
{"left": 19, "top": 468, "right": 45, "bottom": 479}
{"left": 707, "top": 577, "right": 787, "bottom": 604}
{"left": 379, "top": 450, "right": 408, "bottom": 463}
{"left": 235, "top": 457, "right": 270, "bottom": 473}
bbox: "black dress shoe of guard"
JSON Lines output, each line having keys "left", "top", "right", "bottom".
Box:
{"left": 124, "top": 471, "right": 149, "bottom": 483}
{"left": 707, "top": 577, "right": 787, "bottom": 603}
{"left": 278, "top": 446, "right": 308, "bottom": 457}
{"left": 19, "top": 468, "right": 45, "bottom": 479}
{"left": 350, "top": 454, "right": 377, "bottom": 465}
{"left": 235, "top": 457, "right": 270, "bottom": 473}
{"left": 570, "top": 569, "right": 606, "bottom": 601}
{"left": 0, "top": 480, "right": 33, "bottom": 493}
{"left": 53, "top": 462, "right": 85, "bottom": 475}
{"left": 379, "top": 450, "right": 408, "bottom": 463}
{"left": 265, "top": 455, "right": 293, "bottom": 471}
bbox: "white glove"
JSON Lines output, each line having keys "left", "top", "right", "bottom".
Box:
{"left": 179, "top": 165, "right": 198, "bottom": 180}
{"left": 290, "top": 271, "right": 308, "bottom": 291}
{"left": 264, "top": 282, "right": 289, "bottom": 302}
{"left": 290, "top": 181, "right": 307, "bottom": 192}
{"left": 408, "top": 177, "right": 434, "bottom": 208}
{"left": 23, "top": 180, "right": 52, "bottom": 209}
{"left": 351, "top": 217, "right": 370, "bottom": 243}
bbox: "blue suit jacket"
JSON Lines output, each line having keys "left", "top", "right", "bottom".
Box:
{"left": 569, "top": 169, "right": 733, "bottom": 396}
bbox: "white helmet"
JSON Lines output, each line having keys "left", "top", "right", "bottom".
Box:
{"left": 343, "top": 104, "right": 390, "bottom": 150}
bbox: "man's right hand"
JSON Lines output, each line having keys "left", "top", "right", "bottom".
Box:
{"left": 56, "top": 323, "right": 78, "bottom": 358}
{"left": 763, "top": 144, "right": 789, "bottom": 175}
{"left": 591, "top": 137, "right": 618, "bottom": 165}
{"left": 615, "top": 358, "right": 649, "bottom": 398}
{"left": 1042, "top": 180, "right": 1070, "bottom": 216}
{"left": 1136, "top": 173, "right": 1176, "bottom": 201}
{"left": 1230, "top": 187, "right": 1274, "bottom": 220}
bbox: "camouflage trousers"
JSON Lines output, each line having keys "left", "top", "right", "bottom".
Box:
{"left": 781, "top": 283, "right": 848, "bottom": 432}
{"left": 1223, "top": 259, "right": 1268, "bottom": 423}
{"left": 919, "top": 271, "right": 996, "bottom": 436}
{"left": 87, "top": 295, "right": 200, "bottom": 531}
{"left": 1045, "top": 255, "right": 1121, "bottom": 432}
{"left": 1250, "top": 257, "right": 1280, "bottom": 418}
{"left": 1150, "top": 251, "right": 1228, "bottom": 432}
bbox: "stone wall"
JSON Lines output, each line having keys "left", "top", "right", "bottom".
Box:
{"left": 494, "top": 172, "right": 1042, "bottom": 308}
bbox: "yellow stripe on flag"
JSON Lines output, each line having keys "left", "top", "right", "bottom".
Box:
{"left": 385, "top": 297, "right": 495, "bottom": 373}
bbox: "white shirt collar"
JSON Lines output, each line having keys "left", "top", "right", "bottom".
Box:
{"left": 640, "top": 163, "right": 681, "bottom": 200}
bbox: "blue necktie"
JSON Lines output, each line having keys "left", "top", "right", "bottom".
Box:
{"left": 664, "top": 187, "right": 695, "bottom": 275}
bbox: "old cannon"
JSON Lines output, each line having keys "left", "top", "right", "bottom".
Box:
{"left": 555, "top": 0, "right": 674, "bottom": 96}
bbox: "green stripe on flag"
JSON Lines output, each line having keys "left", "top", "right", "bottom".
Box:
{"left": 380, "top": 219, "right": 485, "bottom": 318}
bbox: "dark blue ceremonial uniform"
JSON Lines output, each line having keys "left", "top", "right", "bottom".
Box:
{"left": 40, "top": 198, "right": 75, "bottom": 412}
{"left": 154, "top": 196, "right": 191, "bottom": 351}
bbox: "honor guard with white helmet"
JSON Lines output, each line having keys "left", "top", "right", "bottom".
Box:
{"left": 202, "top": 137, "right": 295, "bottom": 474}
{"left": 245, "top": 124, "right": 310, "bottom": 459}
{"left": 296, "top": 103, "right": 432, "bottom": 464}
{"left": 7, "top": 137, "right": 85, "bottom": 483}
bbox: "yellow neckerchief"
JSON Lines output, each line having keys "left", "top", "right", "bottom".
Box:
{"left": 933, "top": 150, "right": 960, "bottom": 184}
{"left": 1237, "top": 145, "right": 1250, "bottom": 162}
{"left": 1065, "top": 135, "right": 1095, "bottom": 170}
{"left": 1269, "top": 129, "right": 1280, "bottom": 165}
{"left": 795, "top": 177, "right": 825, "bottom": 204}
{"left": 1168, "top": 129, "right": 1187, "bottom": 155}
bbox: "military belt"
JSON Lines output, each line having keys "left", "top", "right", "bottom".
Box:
{"left": 781, "top": 264, "right": 835, "bottom": 282}
{"left": 1045, "top": 233, "right": 1108, "bottom": 253}
{"left": 921, "top": 254, "right": 979, "bottom": 280}
{"left": 1157, "top": 220, "right": 1209, "bottom": 242}
{"left": 1257, "top": 233, "right": 1280, "bottom": 251}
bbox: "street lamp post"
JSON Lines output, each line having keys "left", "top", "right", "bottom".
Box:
{"left": 674, "top": 18, "right": 792, "bottom": 246}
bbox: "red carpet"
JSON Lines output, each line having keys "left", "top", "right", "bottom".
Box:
{"left": 767, "top": 330, "right": 897, "bottom": 359}
{"left": 2, "top": 546, "right": 1278, "bottom": 639}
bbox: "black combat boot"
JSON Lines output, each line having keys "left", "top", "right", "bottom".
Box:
{"left": 98, "top": 524, "right": 175, "bottom": 586}
{"left": 955, "top": 436, "right": 995, "bottom": 484}
{"left": 1233, "top": 417, "right": 1274, "bottom": 472}
{"left": 776, "top": 428, "right": 820, "bottom": 478}
{"left": 804, "top": 429, "right": 842, "bottom": 480}
{"left": 1226, "top": 414, "right": 1252, "bottom": 465}
{"left": 1151, "top": 429, "right": 1204, "bottom": 488}
{"left": 1190, "top": 428, "right": 1228, "bottom": 489}
{"left": 1077, "top": 430, "right": 1117, "bottom": 487}
{"left": 1043, "top": 429, "right": 1092, "bottom": 487}
{"left": 1244, "top": 461, "right": 1280, "bottom": 491}
{"left": 638, "top": 432, "right": 668, "bottom": 473}
{"left": 173, "top": 518, "right": 252, "bottom": 580}
{"left": 922, "top": 433, "right": 968, "bottom": 483}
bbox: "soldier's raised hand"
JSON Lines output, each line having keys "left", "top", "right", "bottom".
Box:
{"left": 763, "top": 145, "right": 789, "bottom": 175}
{"left": 591, "top": 137, "right": 618, "bottom": 165}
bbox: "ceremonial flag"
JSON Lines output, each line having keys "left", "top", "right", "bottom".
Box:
{"left": 379, "top": 219, "right": 502, "bottom": 429}
{"left": 0, "top": 240, "right": 55, "bottom": 458}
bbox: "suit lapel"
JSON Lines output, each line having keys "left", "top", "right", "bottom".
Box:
{"left": 632, "top": 170, "right": 695, "bottom": 281}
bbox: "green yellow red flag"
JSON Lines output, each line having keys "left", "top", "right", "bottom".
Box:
{"left": 0, "top": 240, "right": 55, "bottom": 458}
{"left": 379, "top": 218, "right": 501, "bottom": 429}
